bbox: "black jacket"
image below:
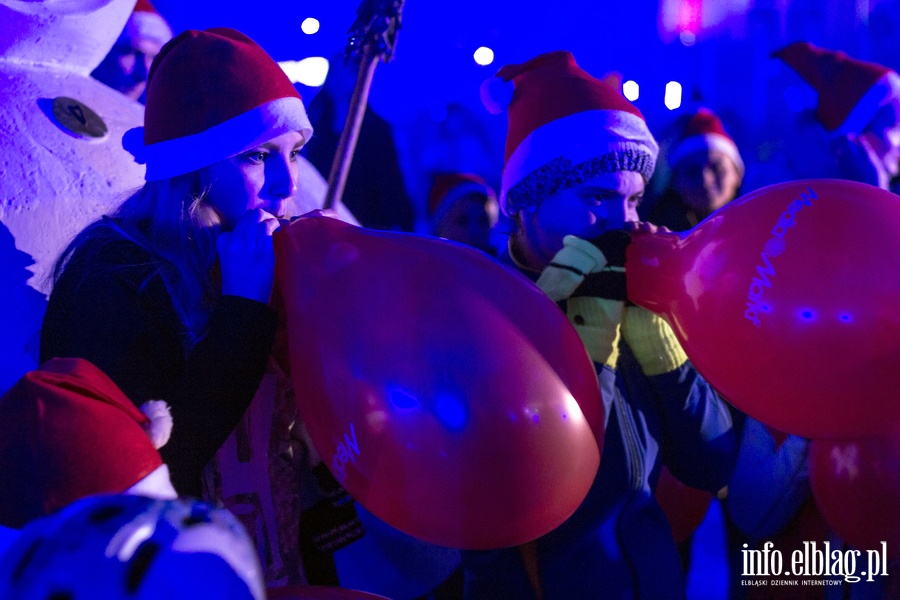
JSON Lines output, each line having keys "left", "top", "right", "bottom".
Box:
{"left": 40, "top": 237, "right": 277, "bottom": 497}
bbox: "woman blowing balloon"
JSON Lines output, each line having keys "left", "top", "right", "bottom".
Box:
{"left": 39, "top": 28, "right": 312, "bottom": 497}
{"left": 465, "top": 51, "right": 737, "bottom": 599}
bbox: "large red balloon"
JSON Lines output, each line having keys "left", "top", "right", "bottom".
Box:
{"left": 628, "top": 179, "right": 900, "bottom": 439}
{"left": 274, "top": 214, "right": 602, "bottom": 550}
{"left": 809, "top": 431, "right": 900, "bottom": 558}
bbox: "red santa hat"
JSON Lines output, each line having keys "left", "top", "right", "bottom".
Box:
{"left": 667, "top": 107, "right": 744, "bottom": 176}
{"left": 480, "top": 51, "right": 658, "bottom": 215}
{"left": 134, "top": 28, "right": 312, "bottom": 181}
{"left": 0, "top": 358, "right": 176, "bottom": 528}
{"left": 122, "top": 0, "right": 174, "bottom": 48}
{"left": 773, "top": 41, "right": 900, "bottom": 135}
{"left": 428, "top": 173, "right": 497, "bottom": 225}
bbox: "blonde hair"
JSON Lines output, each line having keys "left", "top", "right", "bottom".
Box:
{"left": 53, "top": 169, "right": 224, "bottom": 351}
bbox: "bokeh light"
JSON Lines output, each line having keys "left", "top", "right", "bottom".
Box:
{"left": 301, "top": 17, "right": 320, "bottom": 35}
{"left": 623, "top": 80, "right": 640, "bottom": 101}
{"left": 278, "top": 57, "right": 329, "bottom": 87}
{"left": 474, "top": 46, "right": 494, "bottom": 66}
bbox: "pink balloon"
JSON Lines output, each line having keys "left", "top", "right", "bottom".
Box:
{"left": 273, "top": 214, "right": 602, "bottom": 549}
{"left": 628, "top": 179, "right": 900, "bottom": 439}
{"left": 809, "top": 431, "right": 900, "bottom": 558}
{"left": 655, "top": 466, "right": 713, "bottom": 544}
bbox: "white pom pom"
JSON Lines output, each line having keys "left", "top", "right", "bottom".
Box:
{"left": 480, "top": 76, "right": 514, "bottom": 115}
{"left": 140, "top": 400, "right": 173, "bottom": 449}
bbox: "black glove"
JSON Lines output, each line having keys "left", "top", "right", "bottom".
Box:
{"left": 572, "top": 230, "right": 631, "bottom": 301}
{"left": 588, "top": 229, "right": 631, "bottom": 267}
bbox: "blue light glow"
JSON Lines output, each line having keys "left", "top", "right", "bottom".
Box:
{"left": 388, "top": 386, "right": 419, "bottom": 410}
{"left": 434, "top": 394, "right": 468, "bottom": 431}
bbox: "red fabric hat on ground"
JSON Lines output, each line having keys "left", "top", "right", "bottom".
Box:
{"left": 428, "top": 173, "right": 497, "bottom": 222}
{"left": 667, "top": 107, "right": 744, "bottom": 175}
{"left": 123, "top": 0, "right": 173, "bottom": 48}
{"left": 0, "top": 358, "right": 175, "bottom": 528}
{"left": 136, "top": 28, "right": 312, "bottom": 181}
{"left": 480, "top": 51, "right": 658, "bottom": 215}
{"left": 773, "top": 41, "right": 900, "bottom": 135}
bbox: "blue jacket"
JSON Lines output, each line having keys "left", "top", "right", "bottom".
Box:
{"left": 462, "top": 337, "right": 736, "bottom": 599}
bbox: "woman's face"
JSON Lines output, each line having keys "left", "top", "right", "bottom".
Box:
{"left": 515, "top": 170, "right": 644, "bottom": 270}
{"left": 671, "top": 150, "right": 742, "bottom": 215}
{"left": 205, "top": 131, "right": 305, "bottom": 229}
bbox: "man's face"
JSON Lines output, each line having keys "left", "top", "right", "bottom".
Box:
{"left": 91, "top": 35, "right": 164, "bottom": 102}
{"left": 516, "top": 170, "right": 644, "bottom": 270}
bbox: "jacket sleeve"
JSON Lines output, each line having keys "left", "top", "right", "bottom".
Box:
{"left": 40, "top": 264, "right": 277, "bottom": 496}
{"left": 618, "top": 306, "right": 737, "bottom": 492}
{"left": 725, "top": 417, "right": 811, "bottom": 540}
{"left": 647, "top": 359, "right": 737, "bottom": 493}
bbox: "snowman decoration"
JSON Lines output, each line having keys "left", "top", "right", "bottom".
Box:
{"left": 0, "top": 0, "right": 146, "bottom": 393}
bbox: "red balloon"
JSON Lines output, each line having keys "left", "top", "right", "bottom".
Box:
{"left": 273, "top": 214, "right": 602, "bottom": 549}
{"left": 628, "top": 179, "right": 900, "bottom": 439}
{"left": 655, "top": 466, "right": 713, "bottom": 544}
{"left": 809, "top": 431, "right": 900, "bottom": 558}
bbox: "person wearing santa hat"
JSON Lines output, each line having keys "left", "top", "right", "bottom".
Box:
{"left": 0, "top": 357, "right": 177, "bottom": 529}
{"left": 40, "top": 27, "right": 311, "bottom": 502}
{"left": 647, "top": 107, "right": 745, "bottom": 231}
{"left": 427, "top": 172, "right": 500, "bottom": 254}
{"left": 464, "top": 50, "right": 736, "bottom": 599}
{"left": 774, "top": 41, "right": 900, "bottom": 191}
{"left": 91, "top": 0, "right": 174, "bottom": 103}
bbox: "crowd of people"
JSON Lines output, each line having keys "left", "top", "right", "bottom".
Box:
{"left": 0, "top": 1, "right": 897, "bottom": 599}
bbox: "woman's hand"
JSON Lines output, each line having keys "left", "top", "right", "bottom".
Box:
{"left": 217, "top": 208, "right": 281, "bottom": 303}
{"left": 624, "top": 221, "right": 671, "bottom": 235}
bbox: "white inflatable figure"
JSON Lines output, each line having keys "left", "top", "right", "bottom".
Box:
{"left": 0, "top": 494, "right": 265, "bottom": 599}
{"left": 0, "top": 0, "right": 146, "bottom": 394}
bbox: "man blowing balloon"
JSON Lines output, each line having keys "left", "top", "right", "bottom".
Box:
{"left": 461, "top": 51, "right": 737, "bottom": 599}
